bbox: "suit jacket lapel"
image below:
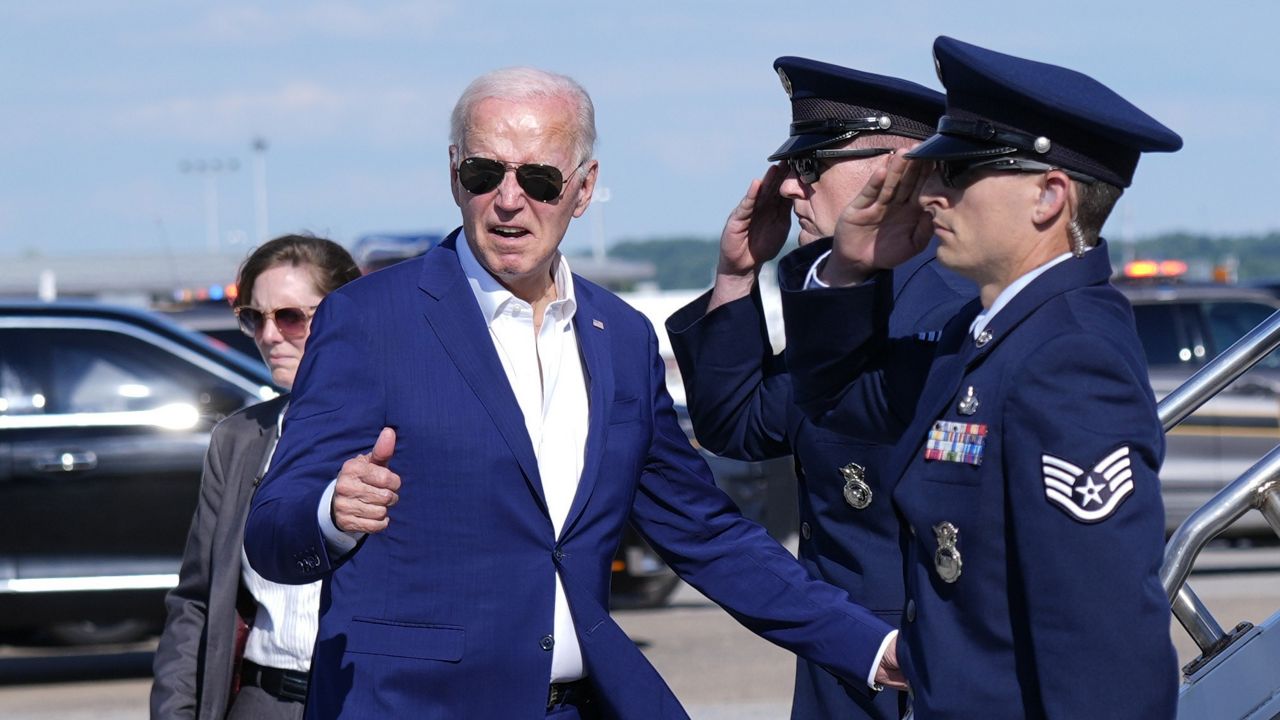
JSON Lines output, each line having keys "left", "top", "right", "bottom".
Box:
{"left": 887, "top": 299, "right": 983, "bottom": 483}
{"left": 920, "top": 299, "right": 984, "bottom": 425}
{"left": 560, "top": 279, "right": 613, "bottom": 537}
{"left": 226, "top": 397, "right": 284, "bottom": 537}
{"left": 417, "top": 233, "right": 547, "bottom": 512}
{"left": 247, "top": 397, "right": 286, "bottom": 487}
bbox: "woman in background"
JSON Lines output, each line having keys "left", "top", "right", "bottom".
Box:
{"left": 151, "top": 235, "right": 361, "bottom": 719}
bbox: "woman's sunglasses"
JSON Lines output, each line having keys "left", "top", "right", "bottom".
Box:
{"left": 234, "top": 305, "right": 317, "bottom": 339}
{"left": 456, "top": 156, "right": 584, "bottom": 203}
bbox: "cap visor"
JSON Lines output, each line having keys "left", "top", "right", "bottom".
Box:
{"left": 905, "top": 133, "right": 1008, "bottom": 161}
{"left": 767, "top": 133, "right": 853, "bottom": 162}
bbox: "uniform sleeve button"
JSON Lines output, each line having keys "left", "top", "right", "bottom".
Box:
{"left": 539, "top": 634, "right": 555, "bottom": 651}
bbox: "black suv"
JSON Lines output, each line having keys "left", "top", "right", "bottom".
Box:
{"left": 0, "top": 300, "right": 735, "bottom": 637}
{"left": 1122, "top": 284, "right": 1280, "bottom": 537}
{"left": 0, "top": 301, "right": 276, "bottom": 643}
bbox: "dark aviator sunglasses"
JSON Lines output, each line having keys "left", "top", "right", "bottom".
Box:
{"left": 456, "top": 156, "right": 585, "bottom": 203}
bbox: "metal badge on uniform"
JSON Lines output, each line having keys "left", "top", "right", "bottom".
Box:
{"left": 924, "top": 420, "right": 987, "bottom": 465}
{"left": 592, "top": 319, "right": 604, "bottom": 330}
{"left": 974, "top": 329, "right": 993, "bottom": 347}
{"left": 933, "top": 522, "right": 962, "bottom": 583}
{"left": 1041, "top": 446, "right": 1135, "bottom": 523}
{"left": 839, "top": 462, "right": 872, "bottom": 510}
{"left": 777, "top": 67, "right": 793, "bottom": 97}
{"left": 957, "top": 386, "right": 979, "bottom": 416}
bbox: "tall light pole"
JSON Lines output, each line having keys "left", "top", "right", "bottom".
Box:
{"left": 591, "top": 186, "right": 611, "bottom": 263}
{"left": 251, "top": 137, "right": 270, "bottom": 244}
{"left": 180, "top": 158, "right": 239, "bottom": 253}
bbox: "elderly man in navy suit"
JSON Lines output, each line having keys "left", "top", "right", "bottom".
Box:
{"left": 779, "top": 37, "right": 1182, "bottom": 718}
{"left": 244, "top": 66, "right": 905, "bottom": 720}
{"left": 666, "top": 57, "right": 972, "bottom": 720}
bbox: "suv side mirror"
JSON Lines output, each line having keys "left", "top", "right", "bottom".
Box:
{"left": 199, "top": 385, "right": 246, "bottom": 420}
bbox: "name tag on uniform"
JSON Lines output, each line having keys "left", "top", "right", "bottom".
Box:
{"left": 924, "top": 421, "right": 987, "bottom": 465}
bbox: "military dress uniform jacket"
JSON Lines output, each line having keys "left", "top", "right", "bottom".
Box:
{"left": 666, "top": 238, "right": 971, "bottom": 720}
{"left": 152, "top": 395, "right": 288, "bottom": 720}
{"left": 242, "top": 232, "right": 896, "bottom": 720}
{"left": 781, "top": 241, "right": 1178, "bottom": 719}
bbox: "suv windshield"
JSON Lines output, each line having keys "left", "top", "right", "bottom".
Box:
{"left": 1202, "top": 301, "right": 1280, "bottom": 371}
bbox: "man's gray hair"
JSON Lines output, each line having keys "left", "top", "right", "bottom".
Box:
{"left": 450, "top": 67, "right": 597, "bottom": 168}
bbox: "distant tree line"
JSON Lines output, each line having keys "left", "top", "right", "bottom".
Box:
{"left": 601, "top": 231, "right": 1280, "bottom": 290}
{"left": 608, "top": 236, "right": 721, "bottom": 290}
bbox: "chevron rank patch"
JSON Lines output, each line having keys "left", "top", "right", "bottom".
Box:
{"left": 1041, "top": 446, "right": 1135, "bottom": 523}
{"left": 924, "top": 421, "right": 987, "bottom": 465}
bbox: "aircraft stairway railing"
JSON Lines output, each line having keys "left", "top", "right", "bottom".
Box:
{"left": 1157, "top": 308, "right": 1280, "bottom": 719}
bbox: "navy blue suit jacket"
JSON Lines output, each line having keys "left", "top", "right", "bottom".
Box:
{"left": 666, "top": 239, "right": 971, "bottom": 720}
{"left": 780, "top": 242, "right": 1177, "bottom": 719}
{"left": 244, "top": 232, "right": 894, "bottom": 720}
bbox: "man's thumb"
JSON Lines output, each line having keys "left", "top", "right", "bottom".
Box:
{"left": 369, "top": 426, "right": 396, "bottom": 466}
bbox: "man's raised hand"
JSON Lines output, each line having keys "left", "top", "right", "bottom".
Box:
{"left": 708, "top": 164, "right": 793, "bottom": 311}
{"left": 820, "top": 153, "right": 933, "bottom": 286}
{"left": 332, "top": 427, "right": 401, "bottom": 534}
{"left": 718, "top": 163, "right": 792, "bottom": 276}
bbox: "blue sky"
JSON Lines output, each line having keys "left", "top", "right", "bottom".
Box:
{"left": 4, "top": 2, "right": 1278, "bottom": 260}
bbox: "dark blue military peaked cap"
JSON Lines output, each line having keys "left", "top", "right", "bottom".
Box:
{"left": 908, "top": 36, "right": 1182, "bottom": 187}
{"left": 768, "top": 56, "right": 945, "bottom": 161}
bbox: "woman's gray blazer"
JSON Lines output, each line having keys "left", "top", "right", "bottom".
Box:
{"left": 150, "top": 395, "right": 287, "bottom": 719}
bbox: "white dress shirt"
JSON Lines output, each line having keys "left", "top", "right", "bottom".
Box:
{"left": 805, "top": 248, "right": 837, "bottom": 288}
{"left": 455, "top": 233, "right": 590, "bottom": 682}
{"left": 318, "top": 235, "right": 590, "bottom": 682}
{"left": 242, "top": 408, "right": 321, "bottom": 672}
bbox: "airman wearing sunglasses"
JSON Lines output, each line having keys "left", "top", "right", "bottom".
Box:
{"left": 666, "top": 57, "right": 973, "bottom": 720}
{"left": 244, "top": 67, "right": 909, "bottom": 720}
{"left": 779, "top": 37, "right": 1182, "bottom": 718}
